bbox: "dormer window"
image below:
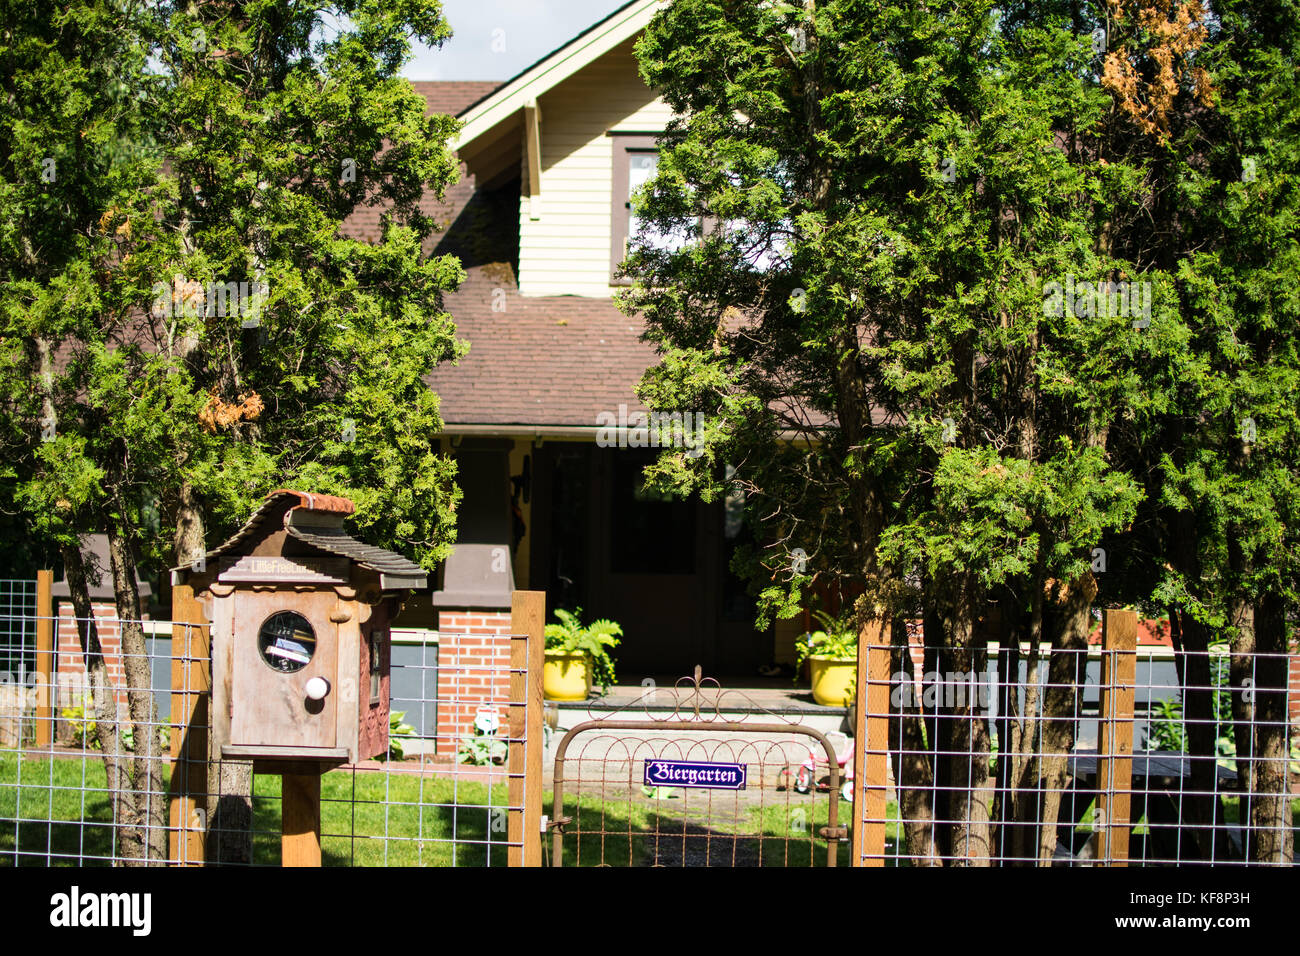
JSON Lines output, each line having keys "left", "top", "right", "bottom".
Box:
{"left": 610, "top": 133, "right": 691, "bottom": 283}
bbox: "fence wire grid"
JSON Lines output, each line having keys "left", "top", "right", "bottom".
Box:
{"left": 856, "top": 633, "right": 1299, "bottom": 867}
{"left": 0, "top": 580, "right": 534, "bottom": 867}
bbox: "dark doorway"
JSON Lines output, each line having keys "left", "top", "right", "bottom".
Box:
{"left": 531, "top": 443, "right": 765, "bottom": 680}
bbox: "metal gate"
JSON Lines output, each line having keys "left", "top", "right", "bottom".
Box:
{"left": 549, "top": 669, "right": 849, "bottom": 866}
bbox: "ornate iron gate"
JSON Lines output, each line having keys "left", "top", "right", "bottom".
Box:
{"left": 549, "top": 669, "right": 849, "bottom": 866}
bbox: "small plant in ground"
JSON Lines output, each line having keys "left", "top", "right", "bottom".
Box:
{"left": 457, "top": 733, "right": 507, "bottom": 766}
{"left": 382, "top": 711, "right": 416, "bottom": 761}
{"left": 60, "top": 705, "right": 96, "bottom": 749}
{"left": 544, "top": 607, "right": 622, "bottom": 692}
{"left": 457, "top": 709, "right": 507, "bottom": 766}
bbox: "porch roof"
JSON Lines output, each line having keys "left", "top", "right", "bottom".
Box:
{"left": 426, "top": 265, "right": 656, "bottom": 429}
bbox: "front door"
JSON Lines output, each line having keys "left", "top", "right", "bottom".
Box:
{"left": 230, "top": 590, "right": 339, "bottom": 749}
{"left": 591, "top": 448, "right": 713, "bottom": 676}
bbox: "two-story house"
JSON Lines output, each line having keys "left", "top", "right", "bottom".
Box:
{"left": 359, "top": 0, "right": 803, "bottom": 712}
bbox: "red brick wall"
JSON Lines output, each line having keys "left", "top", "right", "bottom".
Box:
{"left": 1289, "top": 637, "right": 1300, "bottom": 730}
{"left": 436, "top": 610, "right": 513, "bottom": 756}
{"left": 55, "top": 602, "right": 134, "bottom": 718}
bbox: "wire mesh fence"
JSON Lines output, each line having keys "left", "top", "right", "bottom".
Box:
{"left": 855, "top": 621, "right": 1298, "bottom": 867}
{"left": 0, "top": 579, "right": 536, "bottom": 867}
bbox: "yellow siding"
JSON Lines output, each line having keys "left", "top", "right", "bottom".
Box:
{"left": 518, "top": 39, "right": 673, "bottom": 298}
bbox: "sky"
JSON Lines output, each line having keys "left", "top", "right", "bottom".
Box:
{"left": 404, "top": 0, "right": 634, "bottom": 81}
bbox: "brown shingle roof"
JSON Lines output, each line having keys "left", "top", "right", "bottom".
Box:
{"left": 429, "top": 267, "right": 654, "bottom": 428}
{"left": 173, "top": 490, "right": 427, "bottom": 588}
{"left": 410, "top": 81, "right": 503, "bottom": 118}
{"left": 345, "top": 80, "right": 652, "bottom": 430}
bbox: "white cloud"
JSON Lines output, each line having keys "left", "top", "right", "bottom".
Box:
{"left": 405, "top": 0, "right": 634, "bottom": 80}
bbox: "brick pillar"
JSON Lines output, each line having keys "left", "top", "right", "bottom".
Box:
{"left": 1289, "top": 634, "right": 1300, "bottom": 736}
{"left": 436, "top": 610, "right": 514, "bottom": 756}
{"left": 56, "top": 602, "right": 130, "bottom": 729}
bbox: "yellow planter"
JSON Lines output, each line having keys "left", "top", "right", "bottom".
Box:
{"left": 809, "top": 656, "right": 856, "bottom": 707}
{"left": 543, "top": 652, "right": 591, "bottom": 701}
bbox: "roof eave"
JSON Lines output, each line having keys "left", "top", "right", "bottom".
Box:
{"left": 451, "top": 0, "right": 663, "bottom": 150}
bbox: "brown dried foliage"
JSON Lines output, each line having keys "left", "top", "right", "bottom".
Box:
{"left": 198, "top": 390, "right": 265, "bottom": 433}
{"left": 1102, "top": 0, "right": 1215, "bottom": 144}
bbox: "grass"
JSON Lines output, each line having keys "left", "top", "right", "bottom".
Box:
{"left": 28, "top": 749, "right": 1291, "bottom": 866}
{"left": 1, "top": 751, "right": 878, "bottom": 866}
{"left": 0, "top": 751, "right": 121, "bottom": 864}
{"left": 551, "top": 792, "right": 867, "bottom": 866}
{"left": 252, "top": 770, "right": 514, "bottom": 866}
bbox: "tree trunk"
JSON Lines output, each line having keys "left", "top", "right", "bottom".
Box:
{"left": 106, "top": 525, "right": 168, "bottom": 864}
{"left": 888, "top": 618, "right": 941, "bottom": 864}
{"left": 1250, "top": 592, "right": 1293, "bottom": 865}
{"left": 1227, "top": 595, "right": 1256, "bottom": 857}
{"left": 1033, "top": 573, "right": 1095, "bottom": 865}
{"left": 943, "top": 575, "right": 992, "bottom": 865}
{"left": 990, "top": 601, "right": 1020, "bottom": 862}
{"left": 172, "top": 488, "right": 254, "bottom": 863}
{"left": 59, "top": 541, "right": 135, "bottom": 859}
{"left": 1008, "top": 572, "right": 1046, "bottom": 864}
{"left": 1172, "top": 609, "right": 1230, "bottom": 861}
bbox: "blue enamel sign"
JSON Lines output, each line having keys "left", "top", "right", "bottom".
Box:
{"left": 643, "top": 759, "right": 747, "bottom": 790}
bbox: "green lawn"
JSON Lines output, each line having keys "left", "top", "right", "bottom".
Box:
{"left": 0, "top": 753, "right": 518, "bottom": 866}
{"left": 1, "top": 752, "right": 873, "bottom": 866}
{"left": 16, "top": 750, "right": 1291, "bottom": 866}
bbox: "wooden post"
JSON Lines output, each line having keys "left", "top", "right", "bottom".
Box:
{"left": 509, "top": 591, "right": 545, "bottom": 867}
{"left": 281, "top": 769, "right": 322, "bottom": 867}
{"left": 168, "top": 585, "right": 210, "bottom": 865}
{"left": 34, "top": 570, "right": 53, "bottom": 749}
{"left": 852, "top": 618, "right": 890, "bottom": 866}
{"left": 1096, "top": 608, "right": 1137, "bottom": 865}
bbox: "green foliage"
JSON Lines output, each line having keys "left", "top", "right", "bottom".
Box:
{"left": 0, "top": 0, "right": 465, "bottom": 581}
{"left": 57, "top": 706, "right": 168, "bottom": 753}
{"left": 619, "top": 0, "right": 1300, "bottom": 861}
{"left": 59, "top": 706, "right": 96, "bottom": 750}
{"left": 383, "top": 710, "right": 416, "bottom": 762}
{"left": 794, "top": 609, "right": 858, "bottom": 670}
{"left": 456, "top": 726, "right": 506, "bottom": 767}
{"left": 1148, "top": 655, "right": 1236, "bottom": 763}
{"left": 544, "top": 607, "right": 622, "bottom": 692}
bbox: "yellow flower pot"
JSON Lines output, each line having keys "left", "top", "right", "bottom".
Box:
{"left": 809, "top": 656, "right": 856, "bottom": 707}
{"left": 543, "top": 652, "right": 591, "bottom": 701}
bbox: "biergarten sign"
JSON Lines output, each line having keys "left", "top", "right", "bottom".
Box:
{"left": 643, "top": 759, "right": 747, "bottom": 790}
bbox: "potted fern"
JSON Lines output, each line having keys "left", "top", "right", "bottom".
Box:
{"left": 543, "top": 608, "right": 622, "bottom": 701}
{"left": 795, "top": 610, "right": 859, "bottom": 707}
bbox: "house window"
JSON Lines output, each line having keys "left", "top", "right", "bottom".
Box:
{"left": 610, "top": 134, "right": 691, "bottom": 282}
{"left": 369, "top": 631, "right": 381, "bottom": 705}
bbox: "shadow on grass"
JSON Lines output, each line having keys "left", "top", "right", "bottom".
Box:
{"left": 550, "top": 792, "right": 863, "bottom": 866}
{"left": 0, "top": 752, "right": 117, "bottom": 865}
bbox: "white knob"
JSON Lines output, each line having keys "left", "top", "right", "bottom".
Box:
{"left": 305, "top": 677, "right": 330, "bottom": 700}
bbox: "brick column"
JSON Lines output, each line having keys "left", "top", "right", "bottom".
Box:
{"left": 56, "top": 602, "right": 131, "bottom": 732}
{"left": 435, "top": 610, "right": 513, "bottom": 756}
{"left": 1288, "top": 634, "right": 1300, "bottom": 736}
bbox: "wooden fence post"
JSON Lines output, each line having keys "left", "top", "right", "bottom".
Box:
{"left": 281, "top": 769, "right": 322, "bottom": 867}
{"left": 34, "top": 570, "right": 53, "bottom": 749}
{"left": 1096, "top": 608, "right": 1137, "bottom": 865}
{"left": 168, "top": 585, "right": 210, "bottom": 865}
{"left": 508, "top": 591, "right": 545, "bottom": 867}
{"left": 852, "top": 618, "right": 889, "bottom": 866}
